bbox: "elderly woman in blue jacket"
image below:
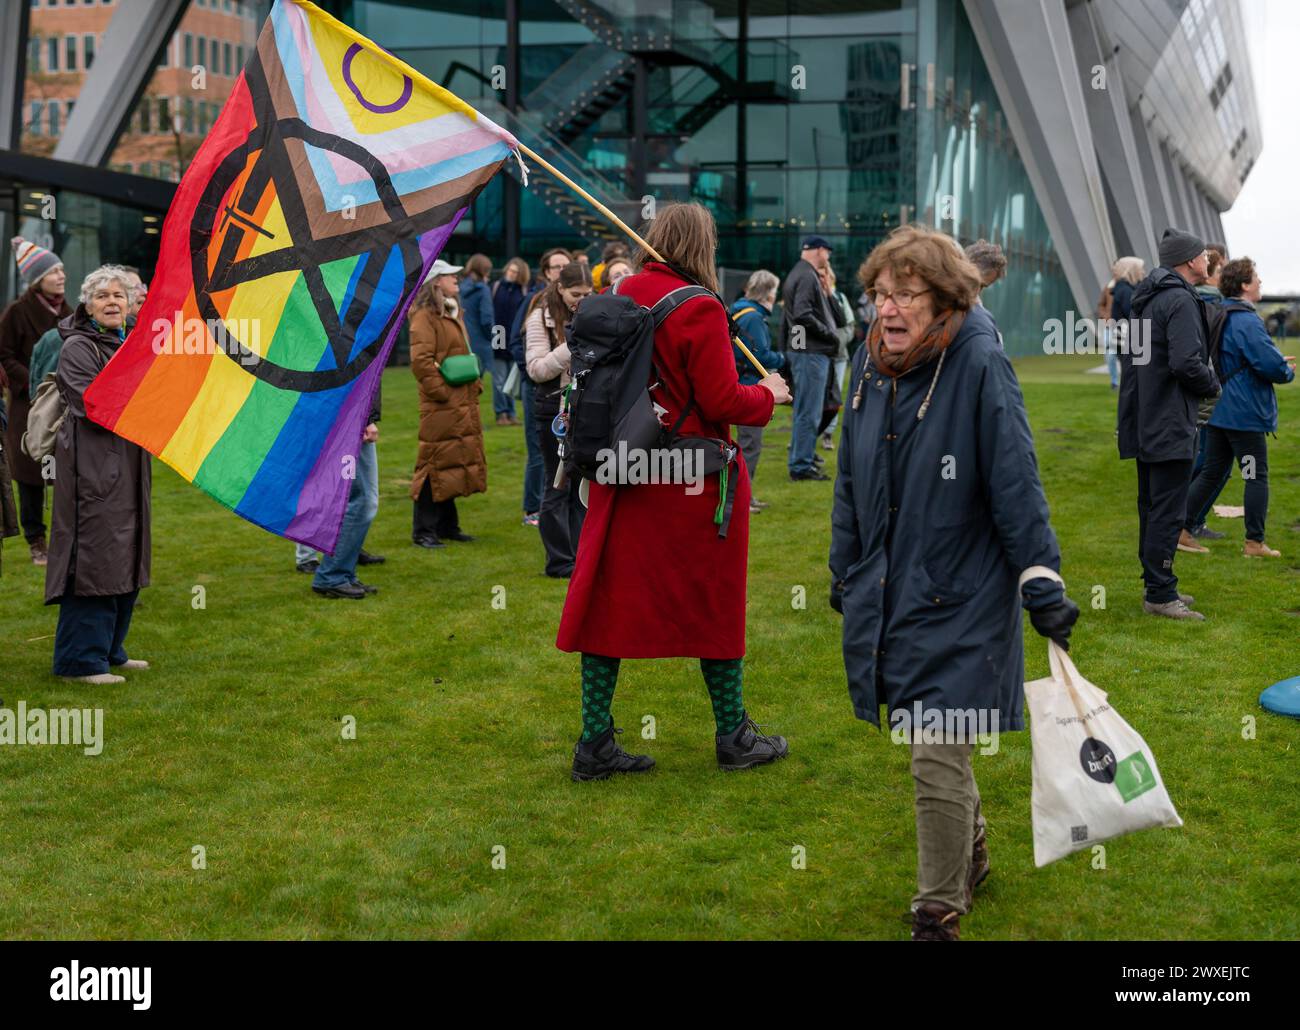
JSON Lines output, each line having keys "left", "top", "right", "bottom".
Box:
{"left": 730, "top": 270, "right": 786, "bottom": 514}
{"left": 830, "top": 225, "right": 1079, "bottom": 941}
{"left": 1183, "top": 257, "right": 1296, "bottom": 556}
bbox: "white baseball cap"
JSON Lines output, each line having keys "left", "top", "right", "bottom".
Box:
{"left": 425, "top": 258, "right": 463, "bottom": 280}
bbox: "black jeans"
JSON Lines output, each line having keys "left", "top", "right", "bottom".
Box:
{"left": 53, "top": 590, "right": 139, "bottom": 676}
{"left": 16, "top": 479, "right": 46, "bottom": 542}
{"left": 1184, "top": 427, "right": 1269, "bottom": 542}
{"left": 412, "top": 481, "right": 460, "bottom": 540}
{"left": 1136, "top": 459, "right": 1193, "bottom": 603}
{"left": 536, "top": 412, "right": 585, "bottom": 576}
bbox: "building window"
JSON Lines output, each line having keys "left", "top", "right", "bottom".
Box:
{"left": 47, "top": 36, "right": 59, "bottom": 72}
{"left": 184, "top": 33, "right": 193, "bottom": 68}
{"left": 224, "top": 42, "right": 233, "bottom": 77}
{"left": 236, "top": 45, "right": 244, "bottom": 72}
{"left": 84, "top": 34, "right": 95, "bottom": 68}
{"left": 184, "top": 95, "right": 194, "bottom": 133}
{"left": 29, "top": 101, "right": 42, "bottom": 135}
{"left": 157, "top": 96, "right": 170, "bottom": 130}
{"left": 65, "top": 35, "right": 77, "bottom": 71}
{"left": 66, "top": 99, "right": 74, "bottom": 118}
{"left": 198, "top": 37, "right": 207, "bottom": 70}
{"left": 48, "top": 100, "right": 60, "bottom": 135}
{"left": 27, "top": 36, "right": 40, "bottom": 73}
{"left": 140, "top": 100, "right": 152, "bottom": 133}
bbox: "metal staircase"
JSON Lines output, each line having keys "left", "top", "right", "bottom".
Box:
{"left": 477, "top": 97, "right": 641, "bottom": 243}
{"left": 481, "top": 0, "right": 797, "bottom": 242}
{"left": 524, "top": 43, "right": 638, "bottom": 147}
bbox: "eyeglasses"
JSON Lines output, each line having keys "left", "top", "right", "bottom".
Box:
{"left": 870, "top": 287, "right": 931, "bottom": 309}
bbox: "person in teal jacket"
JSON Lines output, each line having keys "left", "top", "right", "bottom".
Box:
{"left": 1184, "top": 257, "right": 1296, "bottom": 556}
{"left": 731, "top": 271, "right": 786, "bottom": 513}
{"left": 27, "top": 324, "right": 63, "bottom": 399}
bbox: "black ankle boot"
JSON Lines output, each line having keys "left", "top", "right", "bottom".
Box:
{"left": 715, "top": 711, "right": 789, "bottom": 770}
{"left": 571, "top": 726, "right": 655, "bottom": 782}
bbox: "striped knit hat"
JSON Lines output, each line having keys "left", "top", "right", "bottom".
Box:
{"left": 11, "top": 236, "right": 63, "bottom": 285}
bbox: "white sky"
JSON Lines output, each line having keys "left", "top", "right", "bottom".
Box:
{"left": 1220, "top": 0, "right": 1298, "bottom": 293}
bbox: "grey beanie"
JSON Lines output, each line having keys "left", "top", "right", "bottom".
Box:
{"left": 1158, "top": 227, "right": 1204, "bottom": 268}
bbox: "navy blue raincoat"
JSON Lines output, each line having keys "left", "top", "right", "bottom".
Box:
{"left": 829, "top": 304, "right": 1063, "bottom": 732}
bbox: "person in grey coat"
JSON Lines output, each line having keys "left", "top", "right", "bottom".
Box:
{"left": 45, "top": 266, "right": 152, "bottom": 684}
{"left": 831, "top": 225, "right": 1078, "bottom": 941}
{"left": 1118, "top": 228, "right": 1219, "bottom": 620}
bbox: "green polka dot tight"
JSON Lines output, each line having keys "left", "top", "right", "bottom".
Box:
{"left": 580, "top": 654, "right": 621, "bottom": 742}
{"left": 700, "top": 657, "right": 746, "bottom": 735}
{"left": 579, "top": 654, "right": 746, "bottom": 741}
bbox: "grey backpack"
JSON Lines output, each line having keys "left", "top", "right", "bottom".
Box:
{"left": 22, "top": 372, "right": 66, "bottom": 461}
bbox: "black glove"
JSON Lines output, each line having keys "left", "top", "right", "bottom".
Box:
{"left": 830, "top": 580, "right": 844, "bottom": 615}
{"left": 1029, "top": 597, "right": 1080, "bottom": 651}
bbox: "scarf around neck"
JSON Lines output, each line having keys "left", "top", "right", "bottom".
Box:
{"left": 35, "top": 289, "right": 64, "bottom": 317}
{"left": 867, "top": 307, "right": 965, "bottom": 378}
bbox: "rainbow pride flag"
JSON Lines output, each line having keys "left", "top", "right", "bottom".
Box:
{"left": 84, "top": 0, "right": 519, "bottom": 551}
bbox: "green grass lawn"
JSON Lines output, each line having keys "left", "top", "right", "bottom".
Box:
{"left": 1, "top": 354, "right": 1297, "bottom": 940}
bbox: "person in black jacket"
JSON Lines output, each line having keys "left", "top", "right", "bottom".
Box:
{"left": 781, "top": 235, "right": 845, "bottom": 480}
{"left": 1118, "top": 228, "right": 1219, "bottom": 620}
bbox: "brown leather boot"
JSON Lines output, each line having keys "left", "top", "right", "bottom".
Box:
{"left": 30, "top": 537, "right": 48, "bottom": 566}
{"left": 912, "top": 902, "right": 960, "bottom": 941}
{"left": 1177, "top": 529, "right": 1209, "bottom": 553}
{"left": 1244, "top": 540, "right": 1280, "bottom": 558}
{"left": 966, "top": 823, "right": 990, "bottom": 909}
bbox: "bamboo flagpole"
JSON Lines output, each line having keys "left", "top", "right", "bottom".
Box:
{"left": 513, "top": 140, "right": 772, "bottom": 379}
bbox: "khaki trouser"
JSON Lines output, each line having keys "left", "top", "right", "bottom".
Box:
{"left": 910, "top": 741, "right": 985, "bottom": 914}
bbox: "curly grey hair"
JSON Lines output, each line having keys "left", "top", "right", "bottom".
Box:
{"left": 964, "top": 239, "right": 1008, "bottom": 288}
{"left": 79, "top": 264, "right": 136, "bottom": 306}
{"left": 744, "top": 269, "right": 779, "bottom": 301}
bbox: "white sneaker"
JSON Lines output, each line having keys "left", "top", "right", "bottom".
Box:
{"left": 64, "top": 673, "right": 126, "bottom": 685}
{"left": 115, "top": 659, "right": 150, "bottom": 670}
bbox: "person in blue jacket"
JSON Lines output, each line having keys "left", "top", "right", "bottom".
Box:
{"left": 489, "top": 257, "right": 530, "bottom": 426}
{"left": 730, "top": 270, "right": 786, "bottom": 514}
{"left": 459, "top": 254, "right": 496, "bottom": 395}
{"left": 831, "top": 225, "right": 1079, "bottom": 941}
{"left": 1183, "top": 257, "right": 1296, "bottom": 557}
{"left": 508, "top": 248, "right": 572, "bottom": 525}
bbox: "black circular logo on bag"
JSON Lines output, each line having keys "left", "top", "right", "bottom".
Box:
{"left": 1080, "top": 737, "right": 1117, "bottom": 783}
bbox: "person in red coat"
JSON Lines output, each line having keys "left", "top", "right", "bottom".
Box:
{"left": 556, "top": 203, "right": 793, "bottom": 780}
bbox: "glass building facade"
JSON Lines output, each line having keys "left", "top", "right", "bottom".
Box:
{"left": 4, "top": 0, "right": 1072, "bottom": 354}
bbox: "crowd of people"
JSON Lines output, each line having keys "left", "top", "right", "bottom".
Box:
{"left": 1105, "top": 229, "right": 1295, "bottom": 619}
{"left": 1, "top": 207, "right": 1293, "bottom": 940}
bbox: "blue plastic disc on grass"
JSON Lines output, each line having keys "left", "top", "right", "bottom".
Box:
{"left": 1260, "top": 676, "right": 1300, "bottom": 718}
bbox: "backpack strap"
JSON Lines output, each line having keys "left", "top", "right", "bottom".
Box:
{"left": 649, "top": 285, "right": 713, "bottom": 327}
{"left": 1214, "top": 302, "right": 1255, "bottom": 383}
{"left": 644, "top": 286, "right": 714, "bottom": 437}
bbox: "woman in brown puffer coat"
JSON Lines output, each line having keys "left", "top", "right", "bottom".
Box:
{"left": 409, "top": 260, "right": 486, "bottom": 548}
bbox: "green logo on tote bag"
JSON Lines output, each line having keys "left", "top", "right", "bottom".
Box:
{"left": 1114, "top": 751, "right": 1157, "bottom": 803}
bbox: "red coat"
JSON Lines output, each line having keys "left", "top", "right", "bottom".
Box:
{"left": 556, "top": 263, "right": 775, "bottom": 659}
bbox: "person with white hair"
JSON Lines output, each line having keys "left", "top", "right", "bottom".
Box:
{"left": 730, "top": 269, "right": 785, "bottom": 512}
{"left": 44, "top": 265, "right": 152, "bottom": 684}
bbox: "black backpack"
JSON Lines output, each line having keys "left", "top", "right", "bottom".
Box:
{"left": 561, "top": 279, "right": 712, "bottom": 481}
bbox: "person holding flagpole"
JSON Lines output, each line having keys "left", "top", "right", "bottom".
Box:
{"left": 556, "top": 203, "right": 793, "bottom": 781}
